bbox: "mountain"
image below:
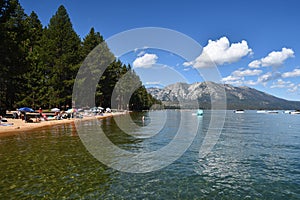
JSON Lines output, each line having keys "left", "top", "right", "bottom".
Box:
{"left": 147, "top": 82, "right": 300, "bottom": 110}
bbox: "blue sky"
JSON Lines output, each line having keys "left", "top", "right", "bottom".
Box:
{"left": 20, "top": 0, "right": 300, "bottom": 101}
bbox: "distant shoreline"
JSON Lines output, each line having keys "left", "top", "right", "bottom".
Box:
{"left": 0, "top": 112, "right": 127, "bottom": 136}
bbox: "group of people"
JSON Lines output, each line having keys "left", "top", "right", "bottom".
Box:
{"left": 39, "top": 108, "right": 74, "bottom": 121}
{"left": 12, "top": 108, "right": 49, "bottom": 123}
{"left": 12, "top": 110, "right": 33, "bottom": 122}
{"left": 53, "top": 111, "right": 73, "bottom": 120}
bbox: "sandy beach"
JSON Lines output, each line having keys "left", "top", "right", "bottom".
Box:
{"left": 0, "top": 112, "right": 127, "bottom": 135}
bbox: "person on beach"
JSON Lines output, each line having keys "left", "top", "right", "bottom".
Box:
{"left": 42, "top": 114, "right": 48, "bottom": 121}
{"left": 38, "top": 107, "right": 43, "bottom": 117}
{"left": 12, "top": 112, "right": 18, "bottom": 119}
{"left": 21, "top": 111, "right": 27, "bottom": 122}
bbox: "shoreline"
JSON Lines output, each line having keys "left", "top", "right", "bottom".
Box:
{"left": 0, "top": 112, "right": 127, "bottom": 136}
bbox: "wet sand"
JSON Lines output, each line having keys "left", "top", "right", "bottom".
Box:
{"left": 0, "top": 112, "right": 127, "bottom": 135}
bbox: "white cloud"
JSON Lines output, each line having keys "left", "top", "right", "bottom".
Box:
{"left": 257, "top": 72, "right": 273, "bottom": 83}
{"left": 270, "top": 79, "right": 292, "bottom": 88}
{"left": 244, "top": 80, "right": 258, "bottom": 86}
{"left": 221, "top": 75, "right": 244, "bottom": 85}
{"left": 183, "top": 62, "right": 191, "bottom": 67}
{"left": 222, "top": 75, "right": 242, "bottom": 82}
{"left": 134, "top": 46, "right": 149, "bottom": 52}
{"left": 288, "top": 86, "right": 298, "bottom": 93}
{"left": 183, "top": 37, "right": 252, "bottom": 68}
{"left": 270, "top": 79, "right": 298, "bottom": 93}
{"left": 133, "top": 53, "right": 158, "bottom": 68}
{"left": 282, "top": 68, "right": 300, "bottom": 78}
{"left": 248, "top": 48, "right": 294, "bottom": 68}
{"left": 257, "top": 72, "right": 282, "bottom": 84}
{"left": 221, "top": 69, "right": 262, "bottom": 85}
{"left": 248, "top": 60, "right": 261, "bottom": 68}
{"left": 232, "top": 69, "right": 262, "bottom": 77}
{"left": 137, "top": 51, "right": 146, "bottom": 57}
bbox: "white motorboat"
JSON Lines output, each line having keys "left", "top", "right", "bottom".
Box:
{"left": 290, "top": 110, "right": 300, "bottom": 115}
{"left": 234, "top": 110, "right": 244, "bottom": 114}
{"left": 267, "top": 110, "right": 279, "bottom": 114}
{"left": 257, "top": 110, "right": 267, "bottom": 113}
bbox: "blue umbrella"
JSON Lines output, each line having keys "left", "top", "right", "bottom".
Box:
{"left": 18, "top": 107, "right": 34, "bottom": 112}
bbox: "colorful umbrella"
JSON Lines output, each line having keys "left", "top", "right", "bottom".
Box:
{"left": 51, "top": 108, "right": 60, "bottom": 112}
{"left": 18, "top": 107, "right": 34, "bottom": 112}
{"left": 66, "top": 108, "right": 76, "bottom": 113}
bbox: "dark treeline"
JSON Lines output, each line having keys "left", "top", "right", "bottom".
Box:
{"left": 0, "top": 0, "right": 159, "bottom": 114}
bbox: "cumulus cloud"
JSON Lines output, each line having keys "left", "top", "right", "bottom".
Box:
{"left": 244, "top": 80, "right": 258, "bottom": 86}
{"left": 288, "top": 86, "right": 298, "bottom": 93}
{"left": 282, "top": 68, "right": 300, "bottom": 78}
{"left": 137, "top": 50, "right": 146, "bottom": 57}
{"left": 270, "top": 79, "right": 293, "bottom": 88}
{"left": 134, "top": 46, "right": 149, "bottom": 52}
{"left": 232, "top": 69, "right": 262, "bottom": 77}
{"left": 222, "top": 69, "right": 262, "bottom": 85}
{"left": 271, "top": 79, "right": 298, "bottom": 94}
{"left": 222, "top": 75, "right": 242, "bottom": 82}
{"left": 133, "top": 53, "right": 158, "bottom": 68}
{"left": 248, "top": 48, "right": 294, "bottom": 68}
{"left": 257, "top": 72, "right": 282, "bottom": 84}
{"left": 221, "top": 75, "right": 244, "bottom": 85}
{"left": 248, "top": 60, "right": 261, "bottom": 68}
{"left": 183, "top": 37, "right": 252, "bottom": 68}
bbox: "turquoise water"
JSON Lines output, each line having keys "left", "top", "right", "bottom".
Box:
{"left": 0, "top": 110, "right": 299, "bottom": 199}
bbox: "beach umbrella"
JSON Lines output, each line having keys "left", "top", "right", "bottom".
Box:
{"left": 18, "top": 107, "right": 34, "bottom": 112}
{"left": 51, "top": 108, "right": 60, "bottom": 112}
{"left": 66, "top": 108, "right": 76, "bottom": 113}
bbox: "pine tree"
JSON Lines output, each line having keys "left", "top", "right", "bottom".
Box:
{"left": 16, "top": 11, "right": 44, "bottom": 109}
{"left": 74, "top": 27, "right": 114, "bottom": 108}
{"left": 0, "top": 2, "right": 160, "bottom": 112}
{"left": 82, "top": 27, "right": 104, "bottom": 58}
{"left": 42, "top": 5, "right": 81, "bottom": 108}
{"left": 0, "top": 0, "right": 29, "bottom": 112}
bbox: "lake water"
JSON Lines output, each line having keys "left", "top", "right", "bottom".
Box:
{"left": 0, "top": 110, "right": 299, "bottom": 199}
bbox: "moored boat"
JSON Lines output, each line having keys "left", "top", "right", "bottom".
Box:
{"left": 290, "top": 110, "right": 300, "bottom": 115}
{"left": 234, "top": 109, "right": 244, "bottom": 113}
{"left": 257, "top": 110, "right": 267, "bottom": 113}
{"left": 267, "top": 110, "right": 279, "bottom": 114}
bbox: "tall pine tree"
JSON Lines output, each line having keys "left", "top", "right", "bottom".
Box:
{"left": 0, "top": 0, "right": 29, "bottom": 112}
{"left": 16, "top": 11, "right": 44, "bottom": 108}
{"left": 42, "top": 5, "right": 81, "bottom": 108}
{"left": 74, "top": 27, "right": 114, "bottom": 108}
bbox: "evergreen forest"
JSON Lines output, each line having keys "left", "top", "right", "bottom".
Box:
{"left": 0, "top": 0, "right": 160, "bottom": 114}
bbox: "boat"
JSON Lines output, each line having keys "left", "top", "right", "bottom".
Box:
{"left": 283, "top": 110, "right": 292, "bottom": 114}
{"left": 267, "top": 110, "right": 279, "bottom": 114}
{"left": 257, "top": 110, "right": 267, "bottom": 113}
{"left": 290, "top": 110, "right": 300, "bottom": 115}
{"left": 197, "top": 109, "right": 203, "bottom": 116}
{"left": 234, "top": 110, "right": 245, "bottom": 113}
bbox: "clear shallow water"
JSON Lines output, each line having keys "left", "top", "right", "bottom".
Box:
{"left": 0, "top": 110, "right": 299, "bottom": 199}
